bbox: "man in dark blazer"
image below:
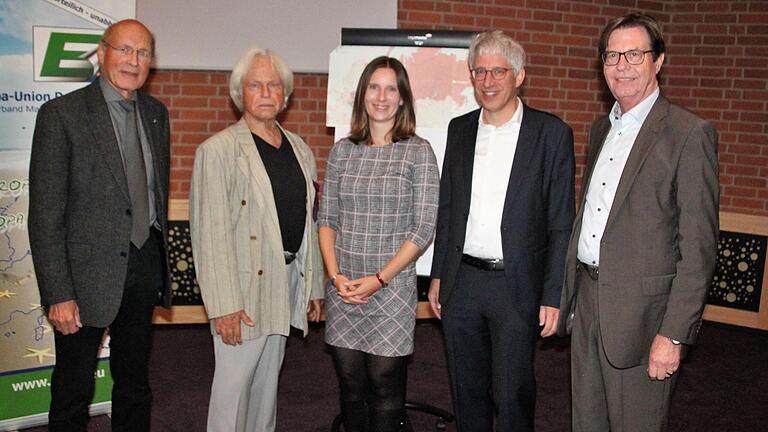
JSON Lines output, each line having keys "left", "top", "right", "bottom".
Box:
{"left": 28, "top": 19, "right": 170, "bottom": 432}
{"left": 557, "top": 13, "right": 719, "bottom": 432}
{"left": 429, "top": 31, "right": 575, "bottom": 431}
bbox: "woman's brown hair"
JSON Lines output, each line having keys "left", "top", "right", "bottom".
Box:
{"left": 348, "top": 56, "right": 416, "bottom": 144}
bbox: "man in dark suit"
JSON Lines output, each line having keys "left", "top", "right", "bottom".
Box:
{"left": 428, "top": 31, "right": 575, "bottom": 431}
{"left": 557, "top": 13, "right": 719, "bottom": 432}
{"left": 28, "top": 19, "right": 170, "bottom": 432}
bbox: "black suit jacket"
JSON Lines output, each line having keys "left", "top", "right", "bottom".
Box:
{"left": 29, "top": 81, "right": 172, "bottom": 327}
{"left": 431, "top": 105, "right": 575, "bottom": 324}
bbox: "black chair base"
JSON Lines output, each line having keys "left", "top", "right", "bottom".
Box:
{"left": 331, "top": 400, "right": 454, "bottom": 431}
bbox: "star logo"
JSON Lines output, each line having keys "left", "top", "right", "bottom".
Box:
{"left": 23, "top": 348, "right": 55, "bottom": 364}
{"left": 0, "top": 290, "right": 17, "bottom": 299}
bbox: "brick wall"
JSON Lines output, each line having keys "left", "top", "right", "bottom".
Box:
{"left": 151, "top": 0, "right": 768, "bottom": 216}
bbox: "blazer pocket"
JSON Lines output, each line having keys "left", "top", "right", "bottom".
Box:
{"left": 641, "top": 274, "right": 675, "bottom": 296}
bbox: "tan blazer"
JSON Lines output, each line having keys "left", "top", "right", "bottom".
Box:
{"left": 558, "top": 96, "right": 719, "bottom": 368}
{"left": 190, "top": 119, "right": 324, "bottom": 340}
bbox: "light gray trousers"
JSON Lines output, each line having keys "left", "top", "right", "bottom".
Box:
{"left": 206, "top": 260, "right": 301, "bottom": 431}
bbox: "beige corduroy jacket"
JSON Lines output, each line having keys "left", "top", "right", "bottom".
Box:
{"left": 190, "top": 118, "right": 324, "bottom": 340}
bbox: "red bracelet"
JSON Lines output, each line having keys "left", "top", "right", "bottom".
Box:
{"left": 375, "top": 272, "right": 388, "bottom": 288}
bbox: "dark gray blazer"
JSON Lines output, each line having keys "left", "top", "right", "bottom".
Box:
{"left": 557, "top": 96, "right": 719, "bottom": 368}
{"left": 430, "top": 105, "right": 575, "bottom": 325}
{"left": 29, "top": 81, "right": 172, "bottom": 327}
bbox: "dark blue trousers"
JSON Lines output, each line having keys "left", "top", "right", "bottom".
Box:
{"left": 441, "top": 262, "right": 537, "bottom": 432}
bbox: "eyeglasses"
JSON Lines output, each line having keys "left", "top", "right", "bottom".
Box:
{"left": 102, "top": 40, "right": 153, "bottom": 61}
{"left": 245, "top": 81, "right": 283, "bottom": 92}
{"left": 601, "top": 49, "right": 653, "bottom": 66}
{"left": 470, "top": 67, "right": 513, "bottom": 80}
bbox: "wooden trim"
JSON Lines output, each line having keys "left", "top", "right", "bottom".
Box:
{"left": 168, "top": 198, "right": 189, "bottom": 221}
{"left": 156, "top": 209, "right": 768, "bottom": 330}
{"left": 719, "top": 211, "right": 768, "bottom": 236}
{"left": 153, "top": 305, "right": 208, "bottom": 324}
{"left": 702, "top": 212, "right": 768, "bottom": 330}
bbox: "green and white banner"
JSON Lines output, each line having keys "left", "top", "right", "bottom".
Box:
{"left": 0, "top": 1, "right": 134, "bottom": 429}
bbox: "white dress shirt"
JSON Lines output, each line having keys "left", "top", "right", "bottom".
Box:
{"left": 577, "top": 89, "right": 660, "bottom": 265}
{"left": 463, "top": 99, "right": 523, "bottom": 259}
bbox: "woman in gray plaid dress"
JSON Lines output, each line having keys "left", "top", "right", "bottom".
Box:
{"left": 317, "top": 56, "right": 439, "bottom": 432}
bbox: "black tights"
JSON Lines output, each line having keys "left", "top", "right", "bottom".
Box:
{"left": 330, "top": 345, "right": 406, "bottom": 431}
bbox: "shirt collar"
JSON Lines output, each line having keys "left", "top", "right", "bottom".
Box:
{"left": 609, "top": 88, "right": 659, "bottom": 127}
{"left": 479, "top": 97, "right": 524, "bottom": 130}
{"left": 99, "top": 76, "right": 137, "bottom": 103}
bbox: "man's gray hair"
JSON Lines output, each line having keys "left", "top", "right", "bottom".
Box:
{"left": 229, "top": 47, "right": 294, "bottom": 112}
{"left": 468, "top": 31, "right": 526, "bottom": 75}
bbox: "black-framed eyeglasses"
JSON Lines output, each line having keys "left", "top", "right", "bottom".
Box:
{"left": 471, "top": 67, "right": 513, "bottom": 80}
{"left": 601, "top": 49, "right": 653, "bottom": 66}
{"left": 102, "top": 40, "right": 153, "bottom": 61}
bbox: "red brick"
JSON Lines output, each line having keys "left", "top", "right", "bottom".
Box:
{"left": 738, "top": 134, "right": 767, "bottom": 145}
{"left": 739, "top": 13, "right": 768, "bottom": 23}
{"left": 178, "top": 110, "right": 217, "bottom": 121}
{"left": 524, "top": 21, "right": 554, "bottom": 32}
{"left": 637, "top": 1, "right": 664, "bottom": 12}
{"left": 406, "top": 11, "right": 442, "bottom": 23}
{"left": 727, "top": 164, "right": 760, "bottom": 176}
{"left": 173, "top": 96, "right": 208, "bottom": 108}
{"left": 178, "top": 133, "right": 211, "bottom": 145}
{"left": 735, "top": 177, "right": 767, "bottom": 188}
{"left": 744, "top": 68, "right": 768, "bottom": 79}
{"left": 532, "top": 10, "right": 563, "bottom": 22}
{"left": 150, "top": 2, "right": 768, "bottom": 215}
{"left": 174, "top": 72, "right": 210, "bottom": 84}
{"left": 210, "top": 74, "right": 228, "bottom": 85}
{"left": 401, "top": 0, "right": 435, "bottom": 12}
{"left": 738, "top": 35, "right": 768, "bottom": 45}
{"left": 724, "top": 186, "right": 757, "bottom": 198}
{"left": 172, "top": 145, "right": 199, "bottom": 157}
{"left": 731, "top": 197, "right": 765, "bottom": 210}
{"left": 172, "top": 121, "right": 208, "bottom": 133}
{"left": 181, "top": 85, "right": 218, "bottom": 96}
{"left": 670, "top": 13, "right": 703, "bottom": 23}
{"left": 444, "top": 14, "right": 476, "bottom": 27}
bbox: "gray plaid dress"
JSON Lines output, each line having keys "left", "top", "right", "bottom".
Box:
{"left": 318, "top": 135, "right": 440, "bottom": 356}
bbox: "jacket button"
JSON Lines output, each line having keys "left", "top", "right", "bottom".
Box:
{"left": 250, "top": 235, "right": 257, "bottom": 240}
{"left": 455, "top": 246, "right": 461, "bottom": 251}
{"left": 241, "top": 200, "right": 247, "bottom": 206}
{"left": 257, "top": 270, "right": 263, "bottom": 275}
{"left": 120, "top": 251, "right": 127, "bottom": 257}
{"left": 126, "top": 209, "right": 132, "bottom": 215}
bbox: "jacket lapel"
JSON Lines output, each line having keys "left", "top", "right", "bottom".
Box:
{"left": 501, "top": 104, "right": 535, "bottom": 221}
{"left": 137, "top": 94, "right": 167, "bottom": 210}
{"left": 581, "top": 117, "right": 611, "bottom": 206}
{"left": 604, "top": 96, "right": 669, "bottom": 231}
{"left": 460, "top": 110, "right": 481, "bottom": 206}
{"left": 235, "top": 119, "right": 283, "bottom": 244}
{"left": 281, "top": 125, "right": 315, "bottom": 219}
{"left": 85, "top": 82, "right": 130, "bottom": 201}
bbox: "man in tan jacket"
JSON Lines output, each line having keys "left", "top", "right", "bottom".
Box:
{"left": 189, "top": 47, "right": 324, "bottom": 432}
